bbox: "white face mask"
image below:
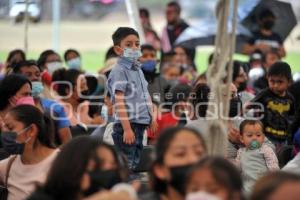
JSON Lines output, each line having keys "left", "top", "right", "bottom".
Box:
{"left": 122, "top": 48, "right": 142, "bottom": 61}
{"left": 47, "top": 62, "right": 63, "bottom": 75}
{"left": 186, "top": 191, "right": 221, "bottom": 200}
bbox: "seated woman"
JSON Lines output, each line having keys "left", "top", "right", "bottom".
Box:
{"left": 52, "top": 68, "right": 104, "bottom": 129}
{"left": 0, "top": 105, "right": 59, "bottom": 200}
{"left": 141, "top": 127, "right": 207, "bottom": 200}
{"left": 28, "top": 136, "right": 134, "bottom": 200}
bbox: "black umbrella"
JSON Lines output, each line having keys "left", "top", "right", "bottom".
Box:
{"left": 241, "top": 0, "right": 297, "bottom": 41}
{"left": 175, "top": 19, "right": 252, "bottom": 53}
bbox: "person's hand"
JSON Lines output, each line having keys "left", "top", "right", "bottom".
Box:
{"left": 123, "top": 128, "right": 135, "bottom": 145}
{"left": 228, "top": 127, "right": 241, "bottom": 144}
{"left": 91, "top": 115, "right": 105, "bottom": 125}
{"left": 149, "top": 120, "right": 158, "bottom": 133}
{"left": 257, "top": 43, "right": 271, "bottom": 52}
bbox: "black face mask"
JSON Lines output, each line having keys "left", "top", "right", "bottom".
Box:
{"left": 78, "top": 90, "right": 89, "bottom": 103}
{"left": 229, "top": 97, "right": 242, "bottom": 118}
{"left": 168, "top": 164, "right": 195, "bottom": 195}
{"left": 262, "top": 20, "right": 275, "bottom": 30}
{"left": 84, "top": 169, "right": 122, "bottom": 196}
{"left": 238, "top": 81, "right": 247, "bottom": 92}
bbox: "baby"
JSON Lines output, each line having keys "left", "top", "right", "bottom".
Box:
{"left": 235, "top": 119, "right": 279, "bottom": 195}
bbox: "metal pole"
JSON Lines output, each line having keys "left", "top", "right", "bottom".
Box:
{"left": 52, "top": 0, "right": 60, "bottom": 51}
{"left": 125, "top": 0, "right": 145, "bottom": 44}
{"left": 24, "top": 0, "right": 29, "bottom": 53}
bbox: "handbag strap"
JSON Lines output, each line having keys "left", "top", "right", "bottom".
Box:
{"left": 4, "top": 156, "right": 17, "bottom": 187}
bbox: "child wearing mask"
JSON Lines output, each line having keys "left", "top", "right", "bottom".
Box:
{"left": 107, "top": 27, "right": 155, "bottom": 172}
{"left": 140, "top": 44, "right": 170, "bottom": 105}
{"left": 235, "top": 119, "right": 279, "bottom": 195}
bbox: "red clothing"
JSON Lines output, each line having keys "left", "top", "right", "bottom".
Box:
{"left": 148, "top": 112, "right": 178, "bottom": 140}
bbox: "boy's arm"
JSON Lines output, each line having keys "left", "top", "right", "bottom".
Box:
{"left": 115, "top": 90, "right": 135, "bottom": 145}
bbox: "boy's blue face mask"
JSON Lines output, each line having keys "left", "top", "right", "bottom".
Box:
{"left": 67, "top": 57, "right": 81, "bottom": 70}
{"left": 122, "top": 47, "right": 142, "bottom": 62}
{"left": 141, "top": 60, "right": 156, "bottom": 73}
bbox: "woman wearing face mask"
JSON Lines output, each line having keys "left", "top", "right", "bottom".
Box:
{"left": 28, "top": 137, "right": 134, "bottom": 200}
{"left": 185, "top": 157, "right": 243, "bottom": 200}
{"left": 52, "top": 68, "right": 104, "bottom": 128}
{"left": 0, "top": 74, "right": 32, "bottom": 124}
{"left": 141, "top": 126, "right": 207, "bottom": 200}
{"left": 64, "top": 49, "right": 82, "bottom": 70}
{"left": 37, "top": 50, "right": 63, "bottom": 90}
{"left": 0, "top": 105, "right": 59, "bottom": 200}
{"left": 37, "top": 50, "right": 63, "bottom": 76}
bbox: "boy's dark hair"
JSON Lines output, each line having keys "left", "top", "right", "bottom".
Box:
{"left": 13, "top": 59, "right": 40, "bottom": 74}
{"left": 139, "top": 8, "right": 150, "bottom": 18}
{"left": 167, "top": 1, "right": 181, "bottom": 13}
{"left": 112, "top": 27, "right": 139, "bottom": 46}
{"left": 141, "top": 44, "right": 156, "bottom": 53}
{"left": 239, "top": 119, "right": 264, "bottom": 135}
{"left": 64, "top": 49, "right": 80, "bottom": 61}
{"left": 258, "top": 9, "right": 275, "bottom": 21}
{"left": 267, "top": 61, "right": 292, "bottom": 81}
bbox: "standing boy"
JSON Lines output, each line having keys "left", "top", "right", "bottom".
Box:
{"left": 107, "top": 27, "right": 153, "bottom": 171}
{"left": 250, "top": 62, "right": 295, "bottom": 148}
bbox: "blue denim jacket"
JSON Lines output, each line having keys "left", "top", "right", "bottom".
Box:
{"left": 107, "top": 57, "right": 152, "bottom": 125}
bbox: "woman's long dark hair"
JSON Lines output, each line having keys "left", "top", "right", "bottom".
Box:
{"left": 43, "top": 136, "right": 99, "bottom": 200}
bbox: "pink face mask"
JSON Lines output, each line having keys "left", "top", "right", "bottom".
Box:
{"left": 16, "top": 96, "right": 35, "bottom": 106}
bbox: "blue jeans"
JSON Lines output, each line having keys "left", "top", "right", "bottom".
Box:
{"left": 112, "top": 123, "right": 147, "bottom": 170}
